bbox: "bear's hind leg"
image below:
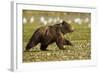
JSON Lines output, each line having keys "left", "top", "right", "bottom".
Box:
{"left": 40, "top": 44, "right": 48, "bottom": 51}
{"left": 25, "top": 41, "right": 39, "bottom": 51}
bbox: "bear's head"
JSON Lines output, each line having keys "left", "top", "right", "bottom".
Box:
{"left": 60, "top": 21, "right": 74, "bottom": 34}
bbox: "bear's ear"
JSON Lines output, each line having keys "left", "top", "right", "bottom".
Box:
{"left": 62, "top": 20, "right": 65, "bottom": 24}
{"left": 62, "top": 20, "right": 69, "bottom": 25}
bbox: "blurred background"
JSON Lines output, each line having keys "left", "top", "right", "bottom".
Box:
{"left": 23, "top": 10, "right": 91, "bottom": 27}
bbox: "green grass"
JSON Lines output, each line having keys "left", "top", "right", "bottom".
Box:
{"left": 23, "top": 23, "right": 91, "bottom": 62}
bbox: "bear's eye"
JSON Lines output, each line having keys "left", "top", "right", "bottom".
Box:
{"left": 60, "top": 24, "right": 62, "bottom": 27}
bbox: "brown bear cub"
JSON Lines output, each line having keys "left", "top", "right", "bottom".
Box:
{"left": 26, "top": 20, "right": 74, "bottom": 51}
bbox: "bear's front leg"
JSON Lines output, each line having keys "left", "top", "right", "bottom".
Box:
{"left": 56, "top": 43, "right": 65, "bottom": 50}
{"left": 64, "top": 39, "right": 73, "bottom": 46}
{"left": 56, "top": 40, "right": 65, "bottom": 50}
{"left": 56, "top": 36, "right": 66, "bottom": 50}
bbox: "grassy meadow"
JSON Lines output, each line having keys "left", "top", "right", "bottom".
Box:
{"left": 23, "top": 10, "right": 91, "bottom": 62}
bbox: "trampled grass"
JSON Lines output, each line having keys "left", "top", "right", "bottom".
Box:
{"left": 23, "top": 23, "right": 91, "bottom": 62}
